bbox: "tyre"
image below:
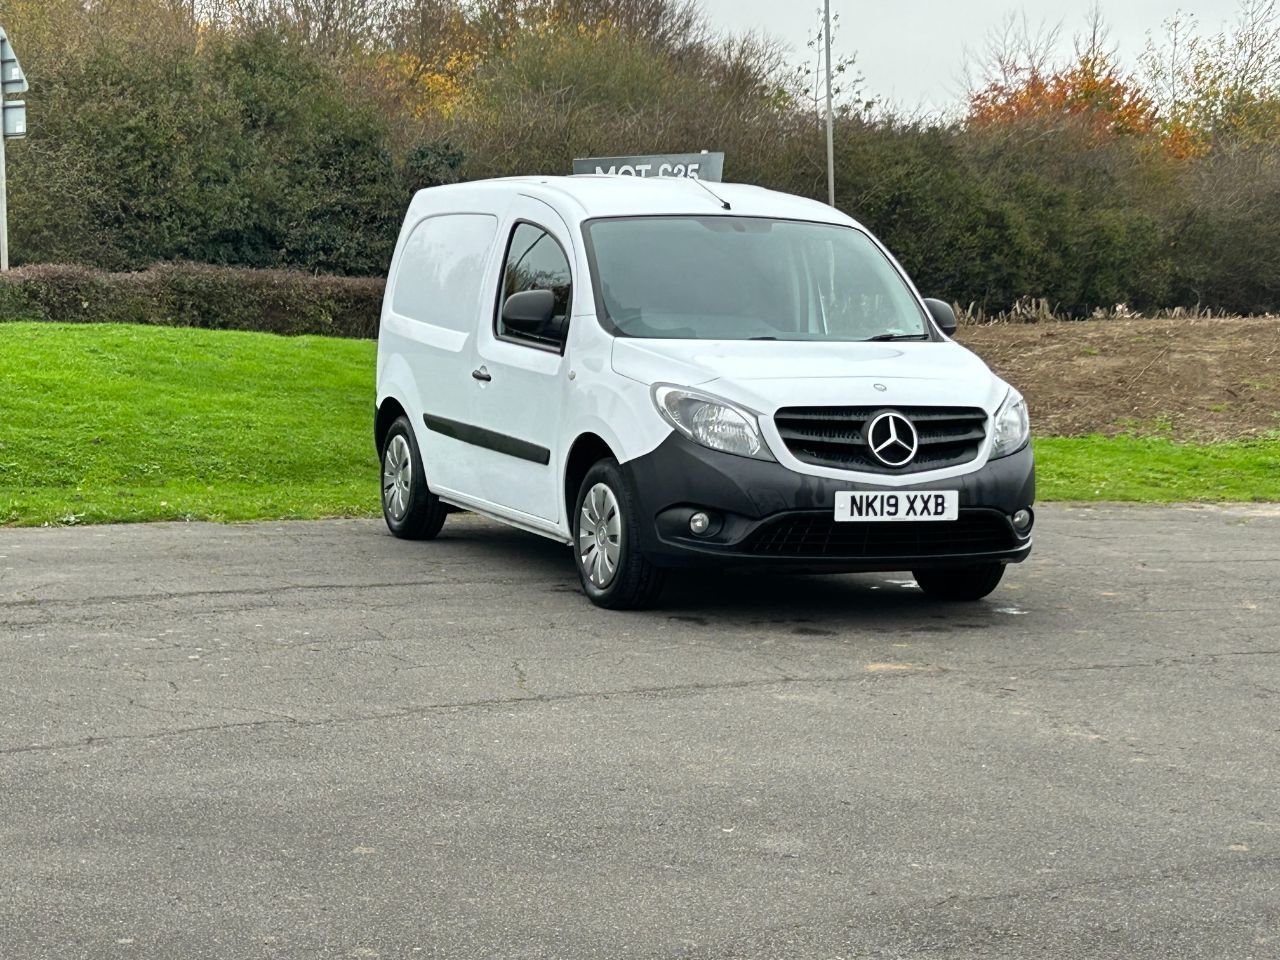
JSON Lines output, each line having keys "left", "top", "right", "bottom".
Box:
{"left": 573, "top": 459, "right": 665, "bottom": 610}
{"left": 380, "top": 415, "right": 447, "bottom": 540}
{"left": 912, "top": 562, "right": 1006, "bottom": 601}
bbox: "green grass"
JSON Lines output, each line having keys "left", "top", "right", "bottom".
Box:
{"left": 1, "top": 322, "right": 1278, "bottom": 526}
{"left": 0, "top": 323, "right": 378, "bottom": 525}
{"left": 1035, "top": 435, "right": 1280, "bottom": 502}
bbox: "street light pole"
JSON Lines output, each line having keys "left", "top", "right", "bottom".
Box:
{"left": 824, "top": 0, "right": 835, "bottom": 207}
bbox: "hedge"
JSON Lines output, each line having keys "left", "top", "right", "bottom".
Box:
{"left": 0, "top": 264, "right": 385, "bottom": 339}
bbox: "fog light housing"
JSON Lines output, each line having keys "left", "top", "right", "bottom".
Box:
{"left": 689, "top": 511, "right": 712, "bottom": 535}
{"left": 1012, "top": 508, "right": 1034, "bottom": 536}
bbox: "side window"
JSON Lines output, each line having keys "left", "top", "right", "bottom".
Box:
{"left": 497, "top": 222, "right": 572, "bottom": 348}
{"left": 392, "top": 213, "right": 498, "bottom": 332}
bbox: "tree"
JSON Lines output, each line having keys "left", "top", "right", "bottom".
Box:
{"left": 1141, "top": 0, "right": 1280, "bottom": 149}
{"left": 967, "top": 9, "right": 1157, "bottom": 142}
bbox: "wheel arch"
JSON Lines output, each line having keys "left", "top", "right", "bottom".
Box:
{"left": 375, "top": 396, "right": 408, "bottom": 455}
{"left": 563, "top": 432, "right": 619, "bottom": 523}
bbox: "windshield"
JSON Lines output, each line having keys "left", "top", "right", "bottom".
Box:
{"left": 584, "top": 216, "right": 930, "bottom": 341}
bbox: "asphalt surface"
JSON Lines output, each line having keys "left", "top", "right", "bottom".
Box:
{"left": 2, "top": 504, "right": 1278, "bottom": 959}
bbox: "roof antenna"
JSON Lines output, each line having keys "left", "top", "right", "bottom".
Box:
{"left": 688, "top": 176, "right": 731, "bottom": 211}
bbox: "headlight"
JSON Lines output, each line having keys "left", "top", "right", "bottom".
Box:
{"left": 651, "top": 384, "right": 774, "bottom": 461}
{"left": 991, "top": 390, "right": 1030, "bottom": 458}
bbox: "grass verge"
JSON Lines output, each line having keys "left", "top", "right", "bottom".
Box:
{"left": 1, "top": 323, "right": 378, "bottom": 525}
{"left": 1035, "top": 436, "right": 1280, "bottom": 502}
{"left": 1, "top": 323, "right": 1277, "bottom": 526}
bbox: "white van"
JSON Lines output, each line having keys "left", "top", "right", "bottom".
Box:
{"left": 375, "top": 175, "right": 1034, "bottom": 609}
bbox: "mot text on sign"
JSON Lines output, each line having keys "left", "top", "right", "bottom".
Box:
{"left": 572, "top": 152, "right": 725, "bottom": 182}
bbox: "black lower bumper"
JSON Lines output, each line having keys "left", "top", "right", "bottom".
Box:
{"left": 621, "top": 434, "right": 1035, "bottom": 570}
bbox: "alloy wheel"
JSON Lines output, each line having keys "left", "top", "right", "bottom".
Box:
{"left": 382, "top": 433, "right": 412, "bottom": 522}
{"left": 578, "top": 482, "right": 622, "bottom": 588}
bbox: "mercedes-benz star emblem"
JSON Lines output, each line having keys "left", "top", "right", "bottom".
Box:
{"left": 866, "top": 411, "right": 919, "bottom": 468}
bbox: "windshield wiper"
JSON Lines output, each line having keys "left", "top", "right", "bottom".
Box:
{"left": 864, "top": 333, "right": 930, "bottom": 342}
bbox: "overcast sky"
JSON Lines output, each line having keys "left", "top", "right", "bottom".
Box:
{"left": 697, "top": 0, "right": 1247, "bottom": 113}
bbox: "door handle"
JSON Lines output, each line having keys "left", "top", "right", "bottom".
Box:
{"left": 471, "top": 366, "right": 492, "bottom": 382}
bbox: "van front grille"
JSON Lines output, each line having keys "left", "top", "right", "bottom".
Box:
{"left": 772, "top": 406, "right": 987, "bottom": 474}
{"left": 741, "top": 510, "right": 1017, "bottom": 559}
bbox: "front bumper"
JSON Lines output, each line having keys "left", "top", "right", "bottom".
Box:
{"left": 621, "top": 434, "right": 1035, "bottom": 570}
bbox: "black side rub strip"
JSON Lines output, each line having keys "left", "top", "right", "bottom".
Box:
{"left": 423, "top": 414, "right": 551, "bottom": 466}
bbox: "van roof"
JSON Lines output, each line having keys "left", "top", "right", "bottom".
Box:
{"left": 411, "top": 175, "right": 860, "bottom": 228}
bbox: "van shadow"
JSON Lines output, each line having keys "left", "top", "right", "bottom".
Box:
{"left": 433, "top": 521, "right": 1022, "bottom": 631}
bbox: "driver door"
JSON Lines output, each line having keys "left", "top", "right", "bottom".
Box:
{"left": 467, "top": 198, "right": 574, "bottom": 523}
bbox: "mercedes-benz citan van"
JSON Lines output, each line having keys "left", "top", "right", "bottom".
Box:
{"left": 374, "top": 173, "right": 1034, "bottom": 609}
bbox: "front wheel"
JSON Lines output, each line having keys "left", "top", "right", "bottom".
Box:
{"left": 573, "top": 460, "right": 665, "bottom": 610}
{"left": 912, "top": 563, "right": 1006, "bottom": 601}
{"left": 381, "top": 415, "right": 447, "bottom": 540}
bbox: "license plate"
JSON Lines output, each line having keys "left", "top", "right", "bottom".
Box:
{"left": 834, "top": 490, "right": 959, "bottom": 522}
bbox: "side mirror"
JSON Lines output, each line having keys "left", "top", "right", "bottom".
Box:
{"left": 923, "top": 298, "right": 957, "bottom": 337}
{"left": 501, "top": 289, "right": 558, "bottom": 340}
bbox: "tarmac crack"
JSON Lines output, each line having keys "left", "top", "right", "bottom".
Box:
{"left": 0, "top": 670, "right": 899, "bottom": 757}
{"left": 0, "top": 579, "right": 446, "bottom": 611}
{"left": 1025, "top": 649, "right": 1280, "bottom": 675}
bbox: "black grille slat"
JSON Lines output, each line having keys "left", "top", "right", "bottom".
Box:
{"left": 898, "top": 412, "right": 987, "bottom": 424}
{"left": 788, "top": 449, "right": 881, "bottom": 470}
{"left": 773, "top": 407, "right": 868, "bottom": 421}
{"left": 773, "top": 405, "right": 987, "bottom": 475}
{"left": 917, "top": 427, "right": 987, "bottom": 446}
{"left": 741, "top": 511, "right": 1017, "bottom": 559}
{"left": 776, "top": 426, "right": 868, "bottom": 445}
{"left": 768, "top": 427, "right": 870, "bottom": 442}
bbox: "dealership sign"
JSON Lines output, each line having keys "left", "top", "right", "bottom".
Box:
{"left": 573, "top": 152, "right": 725, "bottom": 182}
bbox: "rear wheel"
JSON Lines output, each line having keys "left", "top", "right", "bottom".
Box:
{"left": 574, "top": 460, "right": 665, "bottom": 610}
{"left": 912, "top": 563, "right": 1005, "bottom": 601}
{"left": 381, "top": 415, "right": 447, "bottom": 540}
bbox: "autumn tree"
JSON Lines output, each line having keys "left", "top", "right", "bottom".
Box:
{"left": 1141, "top": 0, "right": 1280, "bottom": 149}
{"left": 967, "top": 9, "right": 1157, "bottom": 141}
